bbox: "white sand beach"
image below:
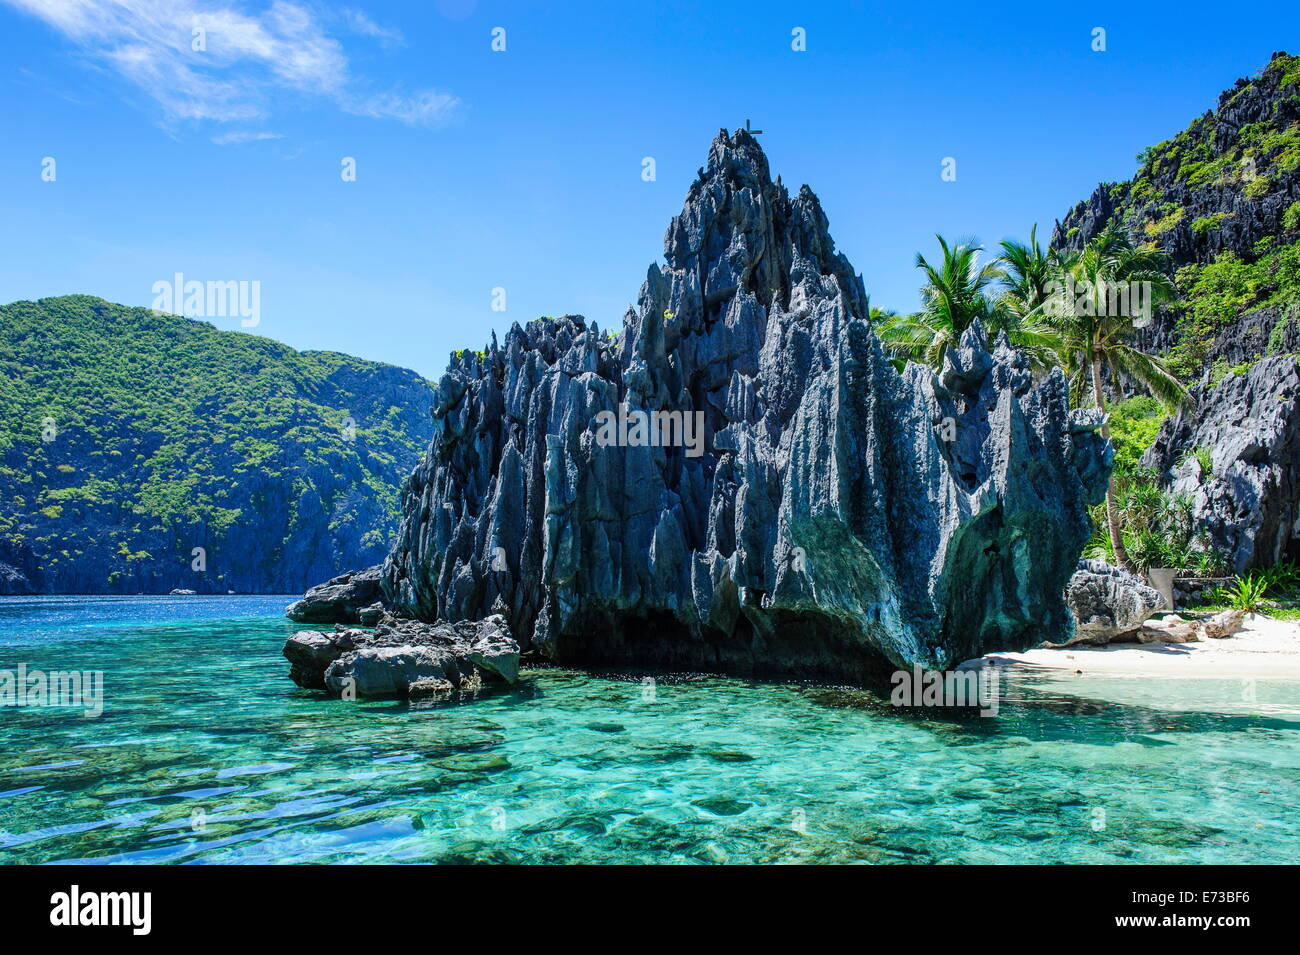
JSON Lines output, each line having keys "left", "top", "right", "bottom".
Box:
{"left": 975, "top": 614, "right": 1300, "bottom": 680}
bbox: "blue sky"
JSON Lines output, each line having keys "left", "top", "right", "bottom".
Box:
{"left": 1, "top": 1, "right": 1296, "bottom": 379}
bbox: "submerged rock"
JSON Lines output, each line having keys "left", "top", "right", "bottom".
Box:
{"left": 1142, "top": 356, "right": 1300, "bottom": 573}
{"left": 283, "top": 613, "right": 518, "bottom": 699}
{"left": 1061, "top": 559, "right": 1163, "bottom": 645}
{"left": 374, "top": 128, "right": 1111, "bottom": 679}
{"left": 285, "top": 565, "right": 384, "bottom": 623}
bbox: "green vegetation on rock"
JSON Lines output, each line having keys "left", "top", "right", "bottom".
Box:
{"left": 1167, "top": 238, "right": 1300, "bottom": 375}
{"left": 1105, "top": 396, "right": 1166, "bottom": 475}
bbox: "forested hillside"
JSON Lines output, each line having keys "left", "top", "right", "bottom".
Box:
{"left": 0, "top": 295, "right": 434, "bottom": 593}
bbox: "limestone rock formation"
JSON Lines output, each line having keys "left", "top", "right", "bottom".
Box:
{"left": 1061, "top": 558, "right": 1163, "bottom": 645}
{"left": 283, "top": 613, "right": 518, "bottom": 699}
{"left": 285, "top": 565, "right": 384, "bottom": 623}
{"left": 376, "top": 128, "right": 1112, "bottom": 679}
{"left": 1142, "top": 355, "right": 1300, "bottom": 572}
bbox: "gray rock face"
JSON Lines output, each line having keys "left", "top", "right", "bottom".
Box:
{"left": 1062, "top": 559, "right": 1163, "bottom": 645}
{"left": 1142, "top": 356, "right": 1300, "bottom": 572}
{"left": 283, "top": 613, "right": 518, "bottom": 698}
{"left": 0, "top": 539, "right": 39, "bottom": 595}
{"left": 377, "top": 128, "right": 1112, "bottom": 679}
{"left": 1210, "top": 304, "right": 1300, "bottom": 370}
{"left": 285, "top": 565, "right": 384, "bottom": 623}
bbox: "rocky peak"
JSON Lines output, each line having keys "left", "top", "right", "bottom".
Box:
{"left": 378, "top": 129, "right": 1111, "bottom": 680}
{"left": 649, "top": 128, "right": 868, "bottom": 331}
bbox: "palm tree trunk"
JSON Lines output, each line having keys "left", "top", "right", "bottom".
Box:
{"left": 1092, "top": 354, "right": 1131, "bottom": 571}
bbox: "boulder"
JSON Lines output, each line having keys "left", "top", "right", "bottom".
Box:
{"left": 356, "top": 601, "right": 384, "bottom": 626}
{"left": 1062, "top": 559, "right": 1164, "bottom": 644}
{"left": 283, "top": 629, "right": 346, "bottom": 689}
{"left": 1202, "top": 608, "right": 1246, "bottom": 639}
{"left": 1138, "top": 615, "right": 1203, "bottom": 644}
{"left": 376, "top": 128, "right": 1112, "bottom": 680}
{"left": 283, "top": 613, "right": 518, "bottom": 699}
{"left": 285, "top": 565, "right": 384, "bottom": 624}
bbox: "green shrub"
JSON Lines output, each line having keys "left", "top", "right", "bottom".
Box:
{"left": 1195, "top": 446, "right": 1213, "bottom": 474}
{"left": 1267, "top": 305, "right": 1300, "bottom": 355}
{"left": 1257, "top": 561, "right": 1300, "bottom": 593}
{"left": 1210, "top": 358, "right": 1230, "bottom": 386}
{"left": 1144, "top": 206, "right": 1184, "bottom": 237}
{"left": 1245, "top": 174, "right": 1272, "bottom": 199}
{"left": 1272, "top": 53, "right": 1300, "bottom": 88}
{"left": 1085, "top": 470, "right": 1223, "bottom": 574}
{"left": 1219, "top": 573, "right": 1270, "bottom": 612}
{"left": 1283, "top": 201, "right": 1300, "bottom": 234}
{"left": 1167, "top": 241, "right": 1300, "bottom": 374}
{"left": 1191, "top": 212, "right": 1232, "bottom": 236}
{"left": 1106, "top": 397, "right": 1164, "bottom": 474}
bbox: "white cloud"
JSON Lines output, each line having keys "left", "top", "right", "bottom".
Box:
{"left": 346, "top": 89, "right": 457, "bottom": 125}
{"left": 211, "top": 129, "right": 283, "bottom": 144}
{"left": 3, "top": 0, "right": 456, "bottom": 127}
{"left": 341, "top": 8, "right": 403, "bottom": 46}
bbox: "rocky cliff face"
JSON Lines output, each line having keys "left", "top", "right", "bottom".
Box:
{"left": 0, "top": 296, "right": 435, "bottom": 594}
{"left": 1142, "top": 355, "right": 1300, "bottom": 572}
{"left": 1056, "top": 52, "right": 1300, "bottom": 269}
{"left": 380, "top": 129, "right": 1112, "bottom": 679}
{"left": 1051, "top": 52, "right": 1300, "bottom": 573}
{"left": 1053, "top": 51, "right": 1300, "bottom": 369}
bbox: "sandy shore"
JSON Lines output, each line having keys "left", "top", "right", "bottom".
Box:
{"left": 973, "top": 614, "right": 1300, "bottom": 680}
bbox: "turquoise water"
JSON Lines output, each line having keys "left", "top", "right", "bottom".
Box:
{"left": 1, "top": 596, "right": 1297, "bottom": 864}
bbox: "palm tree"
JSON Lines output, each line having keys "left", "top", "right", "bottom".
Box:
{"left": 867, "top": 303, "right": 900, "bottom": 325}
{"left": 996, "top": 225, "right": 1055, "bottom": 317}
{"left": 1046, "top": 228, "right": 1189, "bottom": 570}
{"left": 877, "top": 235, "right": 1007, "bottom": 367}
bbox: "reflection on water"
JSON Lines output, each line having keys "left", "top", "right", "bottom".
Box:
{"left": 0, "top": 596, "right": 1296, "bottom": 864}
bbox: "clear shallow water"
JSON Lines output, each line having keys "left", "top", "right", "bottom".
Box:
{"left": 1, "top": 596, "right": 1298, "bottom": 864}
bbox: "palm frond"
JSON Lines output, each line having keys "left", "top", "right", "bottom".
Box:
{"left": 1107, "top": 344, "right": 1193, "bottom": 410}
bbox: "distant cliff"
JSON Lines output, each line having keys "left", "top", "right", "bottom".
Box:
{"left": 0, "top": 295, "right": 434, "bottom": 594}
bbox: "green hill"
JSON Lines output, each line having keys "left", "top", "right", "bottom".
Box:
{"left": 0, "top": 295, "right": 434, "bottom": 594}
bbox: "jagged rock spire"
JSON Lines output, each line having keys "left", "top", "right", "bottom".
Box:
{"left": 379, "top": 128, "right": 1111, "bottom": 678}
{"left": 645, "top": 128, "right": 868, "bottom": 329}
